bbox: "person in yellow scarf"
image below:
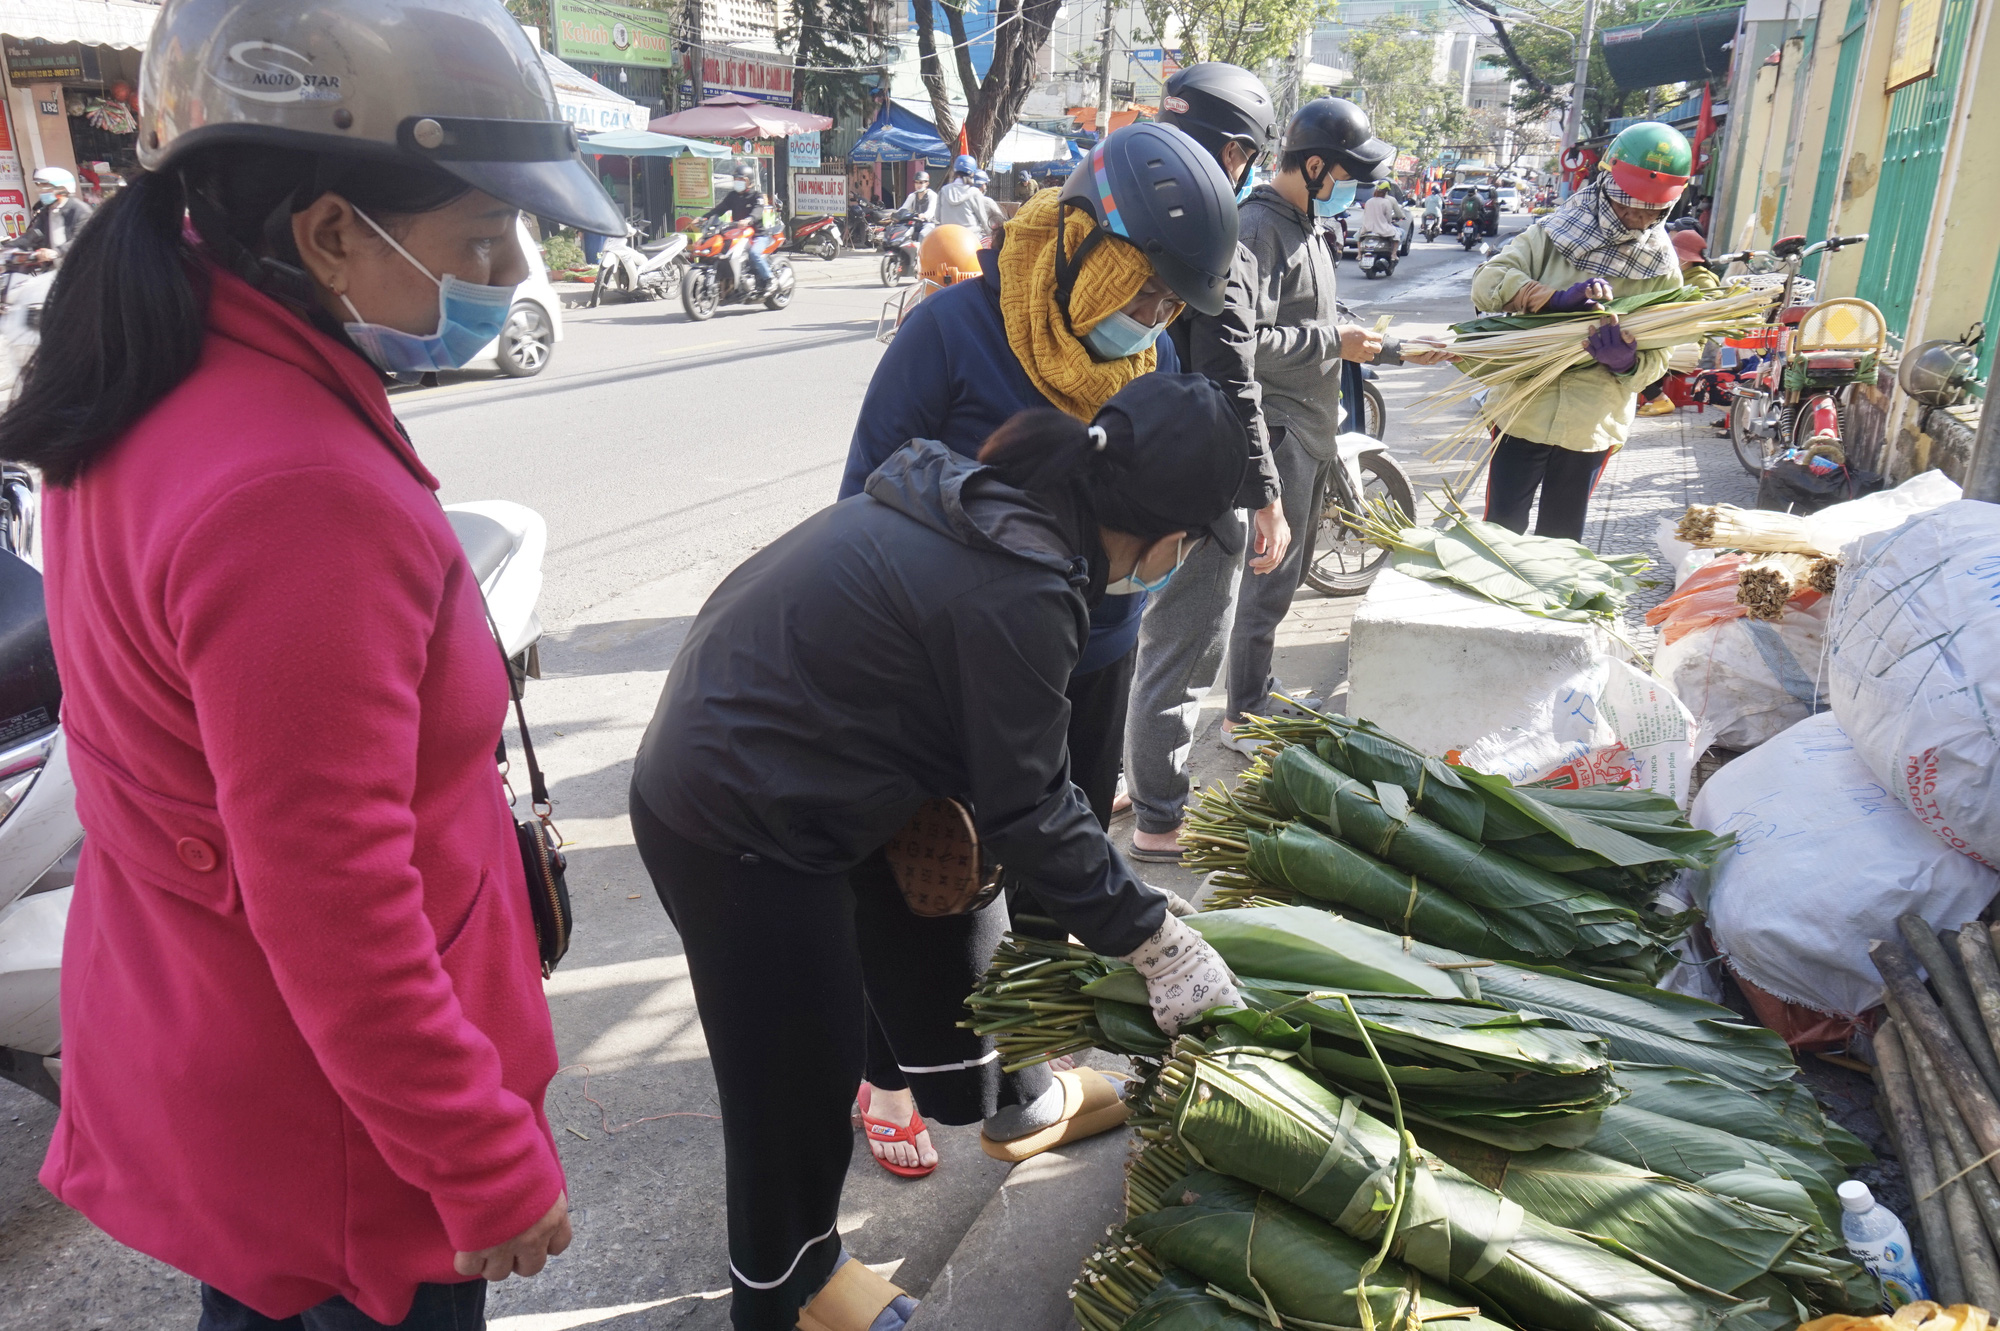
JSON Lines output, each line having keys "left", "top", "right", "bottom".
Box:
{"left": 835, "top": 121, "right": 1239, "bottom": 1180}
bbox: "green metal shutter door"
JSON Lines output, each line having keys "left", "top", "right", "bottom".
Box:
{"left": 1855, "top": 0, "right": 1979, "bottom": 335}
{"left": 1801, "top": 0, "right": 1870, "bottom": 281}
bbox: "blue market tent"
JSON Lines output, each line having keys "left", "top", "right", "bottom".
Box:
{"left": 582, "top": 129, "right": 730, "bottom": 158}
{"left": 850, "top": 102, "right": 951, "bottom": 163}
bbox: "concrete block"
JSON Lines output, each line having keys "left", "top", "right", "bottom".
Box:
{"left": 903, "top": 1124, "right": 1131, "bottom": 1331}
{"left": 1345, "top": 567, "right": 1623, "bottom": 758}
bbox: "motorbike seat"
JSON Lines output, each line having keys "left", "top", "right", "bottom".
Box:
{"left": 446, "top": 510, "right": 513, "bottom": 585}
{"left": 639, "top": 238, "right": 678, "bottom": 255}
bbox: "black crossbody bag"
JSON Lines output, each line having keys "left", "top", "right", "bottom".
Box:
{"left": 485, "top": 612, "right": 573, "bottom": 977}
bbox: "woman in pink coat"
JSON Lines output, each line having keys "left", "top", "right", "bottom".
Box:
{"left": 0, "top": 3, "right": 627, "bottom": 1328}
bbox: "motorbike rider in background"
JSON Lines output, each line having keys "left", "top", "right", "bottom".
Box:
{"left": 13, "top": 168, "right": 93, "bottom": 266}
{"left": 899, "top": 171, "right": 938, "bottom": 222}
{"left": 704, "top": 167, "right": 773, "bottom": 296}
{"left": 1357, "top": 183, "right": 1407, "bottom": 246}
{"left": 934, "top": 154, "right": 990, "bottom": 234}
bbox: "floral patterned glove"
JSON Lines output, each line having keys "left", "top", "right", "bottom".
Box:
{"left": 1120, "top": 915, "right": 1242, "bottom": 1035}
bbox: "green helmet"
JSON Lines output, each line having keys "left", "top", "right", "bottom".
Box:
{"left": 1603, "top": 122, "right": 1692, "bottom": 205}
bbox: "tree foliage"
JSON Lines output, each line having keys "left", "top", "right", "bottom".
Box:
{"left": 1141, "top": 0, "right": 1333, "bottom": 70}
{"left": 781, "top": 0, "right": 880, "bottom": 119}
{"left": 1342, "top": 16, "right": 1475, "bottom": 167}
{"left": 1455, "top": 0, "right": 1650, "bottom": 136}
{"left": 911, "top": 0, "right": 1067, "bottom": 161}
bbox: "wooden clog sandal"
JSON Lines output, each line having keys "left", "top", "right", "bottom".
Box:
{"left": 978, "top": 1067, "right": 1130, "bottom": 1164}
{"left": 795, "top": 1255, "right": 916, "bottom": 1331}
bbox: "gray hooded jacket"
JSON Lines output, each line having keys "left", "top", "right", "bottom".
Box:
{"left": 632, "top": 438, "right": 1167, "bottom": 956}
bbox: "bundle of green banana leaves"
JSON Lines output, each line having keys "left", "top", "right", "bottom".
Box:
{"left": 1074, "top": 1161, "right": 1507, "bottom": 1331}
{"left": 966, "top": 907, "right": 1619, "bottom": 1149}
{"left": 1191, "top": 743, "right": 1690, "bottom": 982}
{"left": 1145, "top": 1045, "right": 1798, "bottom": 1331}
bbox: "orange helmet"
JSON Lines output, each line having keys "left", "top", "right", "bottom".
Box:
{"left": 920, "top": 224, "right": 981, "bottom": 287}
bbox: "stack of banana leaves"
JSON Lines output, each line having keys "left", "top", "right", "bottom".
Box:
{"left": 1070, "top": 1041, "right": 1878, "bottom": 1331}
{"left": 1186, "top": 711, "right": 1732, "bottom": 983}
{"left": 968, "top": 906, "right": 1879, "bottom": 1327}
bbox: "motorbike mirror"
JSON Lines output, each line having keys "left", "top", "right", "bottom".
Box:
{"left": 1479, "top": 243, "right": 1496, "bottom": 257}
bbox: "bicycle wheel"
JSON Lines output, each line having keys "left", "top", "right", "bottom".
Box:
{"left": 1305, "top": 450, "right": 1414, "bottom": 596}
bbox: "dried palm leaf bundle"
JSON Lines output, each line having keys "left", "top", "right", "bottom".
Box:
{"left": 1678, "top": 503, "right": 1830, "bottom": 555}
{"left": 1737, "top": 552, "right": 1821, "bottom": 620}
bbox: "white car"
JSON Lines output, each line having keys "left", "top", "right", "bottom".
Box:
{"left": 1495, "top": 188, "right": 1523, "bottom": 214}
{"left": 466, "top": 218, "right": 562, "bottom": 378}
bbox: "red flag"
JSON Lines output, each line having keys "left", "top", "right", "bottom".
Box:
{"left": 1692, "top": 83, "right": 1716, "bottom": 171}
{"left": 958, "top": 126, "right": 969, "bottom": 157}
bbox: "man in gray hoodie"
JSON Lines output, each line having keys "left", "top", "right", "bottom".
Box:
{"left": 1220, "top": 98, "right": 1442, "bottom": 753}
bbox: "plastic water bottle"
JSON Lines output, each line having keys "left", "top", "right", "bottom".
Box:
{"left": 1840, "top": 1179, "right": 1930, "bottom": 1307}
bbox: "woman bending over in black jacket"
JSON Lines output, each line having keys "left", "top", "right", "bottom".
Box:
{"left": 629, "top": 373, "right": 1251, "bottom": 1331}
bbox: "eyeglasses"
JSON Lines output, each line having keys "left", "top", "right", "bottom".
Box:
{"left": 1127, "top": 278, "right": 1185, "bottom": 327}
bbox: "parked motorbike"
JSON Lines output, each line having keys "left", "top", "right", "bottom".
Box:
{"left": 787, "top": 213, "right": 842, "bottom": 262}
{"left": 1301, "top": 340, "right": 1407, "bottom": 596}
{"left": 879, "top": 209, "right": 928, "bottom": 287}
{"left": 681, "top": 216, "right": 795, "bottom": 322}
{"left": 590, "top": 222, "right": 688, "bottom": 306}
{"left": 847, "top": 199, "right": 890, "bottom": 250}
{"left": 1712, "top": 233, "right": 1877, "bottom": 477}
{"left": 0, "top": 462, "right": 33, "bottom": 564}
{"left": 0, "top": 503, "right": 551, "bottom": 1106}
{"left": 1356, "top": 232, "right": 1399, "bottom": 279}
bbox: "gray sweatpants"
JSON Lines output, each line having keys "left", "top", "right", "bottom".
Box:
{"left": 1123, "top": 523, "right": 1247, "bottom": 836}
{"left": 1226, "top": 430, "right": 1326, "bottom": 723}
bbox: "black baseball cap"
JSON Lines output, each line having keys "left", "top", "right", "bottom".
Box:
{"left": 1092, "top": 374, "right": 1250, "bottom": 554}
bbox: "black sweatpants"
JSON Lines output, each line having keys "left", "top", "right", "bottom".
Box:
{"left": 199, "top": 1284, "right": 484, "bottom": 1331}
{"left": 630, "top": 789, "right": 1052, "bottom": 1330}
{"left": 1482, "top": 434, "right": 1612, "bottom": 543}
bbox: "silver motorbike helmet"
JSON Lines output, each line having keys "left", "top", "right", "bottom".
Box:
{"left": 1899, "top": 337, "right": 1982, "bottom": 409}
{"left": 137, "top": 0, "right": 624, "bottom": 236}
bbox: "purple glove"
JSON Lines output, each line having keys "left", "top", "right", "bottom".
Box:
{"left": 1545, "top": 280, "right": 1604, "bottom": 313}
{"left": 1585, "top": 320, "right": 1638, "bottom": 375}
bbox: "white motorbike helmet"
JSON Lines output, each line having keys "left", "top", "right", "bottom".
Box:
{"left": 137, "top": 0, "right": 623, "bottom": 236}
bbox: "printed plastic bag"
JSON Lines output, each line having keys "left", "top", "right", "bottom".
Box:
{"left": 1459, "top": 656, "right": 1706, "bottom": 808}
{"left": 1688, "top": 712, "right": 1999, "bottom": 1021}
{"left": 1828, "top": 500, "right": 2000, "bottom": 868}
{"left": 1654, "top": 598, "right": 1829, "bottom": 751}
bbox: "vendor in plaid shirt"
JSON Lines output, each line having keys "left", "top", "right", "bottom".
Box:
{"left": 1467, "top": 122, "right": 1706, "bottom": 541}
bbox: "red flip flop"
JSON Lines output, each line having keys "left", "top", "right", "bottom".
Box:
{"left": 856, "top": 1082, "right": 938, "bottom": 1179}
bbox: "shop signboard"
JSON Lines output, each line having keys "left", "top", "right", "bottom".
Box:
{"left": 1886, "top": 0, "right": 1944, "bottom": 90}
{"left": 5, "top": 39, "right": 87, "bottom": 87}
{"left": 0, "top": 99, "right": 25, "bottom": 238}
{"left": 788, "top": 131, "right": 822, "bottom": 169}
{"left": 794, "top": 174, "right": 846, "bottom": 213}
{"left": 672, "top": 154, "right": 714, "bottom": 230}
{"left": 551, "top": 0, "right": 677, "bottom": 69}
{"left": 700, "top": 49, "right": 793, "bottom": 105}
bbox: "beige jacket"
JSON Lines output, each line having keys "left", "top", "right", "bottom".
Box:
{"left": 1469, "top": 225, "right": 1702, "bottom": 453}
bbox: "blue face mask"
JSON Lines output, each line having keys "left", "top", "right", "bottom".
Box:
{"left": 1106, "top": 534, "right": 1204, "bottom": 595}
{"left": 1084, "top": 307, "right": 1166, "bottom": 360}
{"left": 36, "top": 191, "right": 53, "bottom": 206}
{"left": 1313, "top": 179, "right": 1358, "bottom": 218}
{"left": 340, "top": 207, "right": 517, "bottom": 378}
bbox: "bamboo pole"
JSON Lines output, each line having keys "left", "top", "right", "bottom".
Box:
{"left": 1872, "top": 937, "right": 2000, "bottom": 1200}
{"left": 1966, "top": 925, "right": 2000, "bottom": 1070}
{"left": 1906, "top": 1026, "right": 2000, "bottom": 1306}
{"left": 1898, "top": 917, "right": 2000, "bottom": 1102}
{"left": 1908, "top": 1029, "right": 2000, "bottom": 1261}
{"left": 1877, "top": 1019, "right": 1969, "bottom": 1305}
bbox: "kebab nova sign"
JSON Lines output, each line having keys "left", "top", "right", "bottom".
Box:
{"left": 551, "top": 0, "right": 677, "bottom": 69}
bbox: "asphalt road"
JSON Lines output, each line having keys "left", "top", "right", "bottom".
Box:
{"left": 0, "top": 218, "right": 1518, "bottom": 1331}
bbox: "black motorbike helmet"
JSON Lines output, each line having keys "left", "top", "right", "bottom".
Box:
{"left": 1159, "top": 63, "right": 1277, "bottom": 183}
{"left": 1283, "top": 97, "right": 1395, "bottom": 186}
{"left": 1055, "top": 121, "right": 1238, "bottom": 318}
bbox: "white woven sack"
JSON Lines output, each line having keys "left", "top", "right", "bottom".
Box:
{"left": 1690, "top": 711, "right": 1999, "bottom": 1018}
{"left": 1826, "top": 500, "right": 2000, "bottom": 869}
{"left": 1653, "top": 599, "right": 1828, "bottom": 751}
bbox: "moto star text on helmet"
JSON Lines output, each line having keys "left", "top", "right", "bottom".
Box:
{"left": 1602, "top": 122, "right": 1693, "bottom": 205}
{"left": 1055, "top": 121, "right": 1238, "bottom": 319}
{"left": 137, "top": 0, "right": 623, "bottom": 236}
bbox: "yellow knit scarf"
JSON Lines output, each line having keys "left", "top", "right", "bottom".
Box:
{"left": 995, "top": 188, "right": 1157, "bottom": 420}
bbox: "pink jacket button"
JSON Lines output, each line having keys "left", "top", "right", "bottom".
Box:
{"left": 176, "top": 837, "right": 218, "bottom": 872}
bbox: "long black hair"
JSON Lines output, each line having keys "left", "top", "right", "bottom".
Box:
{"left": 0, "top": 146, "right": 468, "bottom": 485}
